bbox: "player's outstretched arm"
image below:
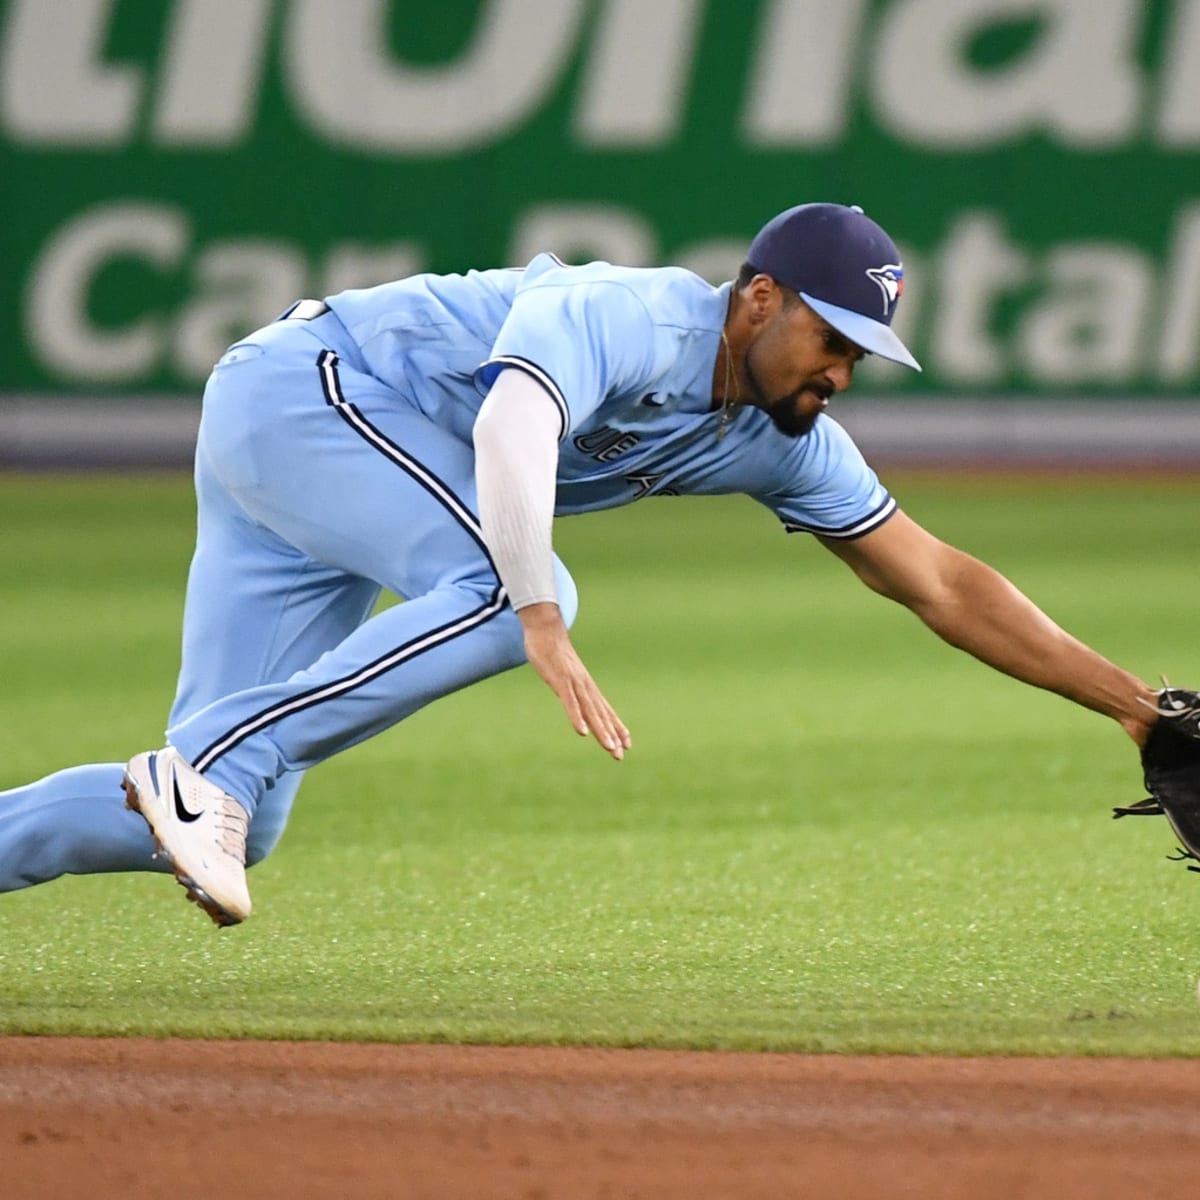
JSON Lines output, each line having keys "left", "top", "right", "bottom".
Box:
{"left": 817, "top": 511, "right": 1158, "bottom": 746}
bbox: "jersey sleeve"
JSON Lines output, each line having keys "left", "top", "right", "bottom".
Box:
{"left": 474, "top": 274, "right": 658, "bottom": 440}
{"left": 754, "top": 416, "right": 897, "bottom": 539}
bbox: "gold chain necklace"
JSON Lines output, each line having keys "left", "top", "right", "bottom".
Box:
{"left": 718, "top": 330, "right": 740, "bottom": 440}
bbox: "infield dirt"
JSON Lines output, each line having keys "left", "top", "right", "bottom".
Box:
{"left": 2, "top": 1037, "right": 1198, "bottom": 1198}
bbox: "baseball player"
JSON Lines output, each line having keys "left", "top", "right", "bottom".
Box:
{"left": 0, "top": 203, "right": 1168, "bottom": 926}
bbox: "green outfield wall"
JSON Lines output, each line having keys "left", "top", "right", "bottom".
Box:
{"left": 3, "top": 0, "right": 1199, "bottom": 400}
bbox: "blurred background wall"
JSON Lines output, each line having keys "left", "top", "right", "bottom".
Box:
{"left": 2, "top": 0, "right": 1198, "bottom": 467}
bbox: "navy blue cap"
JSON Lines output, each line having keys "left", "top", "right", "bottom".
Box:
{"left": 746, "top": 203, "right": 920, "bottom": 371}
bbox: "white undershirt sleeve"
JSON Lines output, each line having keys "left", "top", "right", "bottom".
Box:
{"left": 472, "top": 368, "right": 562, "bottom": 611}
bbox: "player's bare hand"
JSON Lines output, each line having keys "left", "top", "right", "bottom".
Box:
{"left": 518, "top": 603, "right": 631, "bottom": 760}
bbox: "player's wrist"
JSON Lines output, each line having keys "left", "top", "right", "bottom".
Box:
{"left": 517, "top": 601, "right": 566, "bottom": 634}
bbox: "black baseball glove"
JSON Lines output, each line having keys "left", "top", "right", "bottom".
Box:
{"left": 1113, "top": 684, "right": 1200, "bottom": 871}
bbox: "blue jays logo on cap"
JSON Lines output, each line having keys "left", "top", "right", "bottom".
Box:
{"left": 865, "top": 264, "right": 904, "bottom": 317}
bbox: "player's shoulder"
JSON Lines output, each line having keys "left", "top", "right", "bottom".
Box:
{"left": 517, "top": 254, "right": 719, "bottom": 321}
{"left": 788, "top": 412, "right": 865, "bottom": 461}
{"left": 769, "top": 413, "right": 873, "bottom": 488}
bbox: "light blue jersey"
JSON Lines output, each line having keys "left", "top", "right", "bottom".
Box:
{"left": 0, "top": 255, "right": 894, "bottom": 894}
{"left": 327, "top": 254, "right": 893, "bottom": 538}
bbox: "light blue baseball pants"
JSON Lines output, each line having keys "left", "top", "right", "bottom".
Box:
{"left": 0, "top": 311, "right": 576, "bottom": 890}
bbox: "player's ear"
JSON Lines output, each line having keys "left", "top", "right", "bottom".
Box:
{"left": 748, "top": 274, "right": 780, "bottom": 324}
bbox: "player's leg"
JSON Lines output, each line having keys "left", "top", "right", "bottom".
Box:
{"left": 124, "top": 324, "right": 577, "bottom": 921}
{"left": 0, "top": 404, "right": 381, "bottom": 891}
{"left": 162, "top": 336, "right": 563, "bottom": 817}
{"left": 167, "top": 446, "right": 382, "bottom": 866}
{"left": 0, "top": 764, "right": 148, "bottom": 889}
{"left": 0, "top": 527, "right": 377, "bottom": 892}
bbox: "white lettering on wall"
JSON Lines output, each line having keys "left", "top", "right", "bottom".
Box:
{"left": 1, "top": 0, "right": 1194, "bottom": 151}
{"left": 153, "top": 0, "right": 274, "bottom": 145}
{"left": 744, "top": 0, "right": 868, "bottom": 145}
{"left": 1157, "top": 0, "right": 1200, "bottom": 146}
{"left": 26, "top": 203, "right": 187, "bottom": 380}
{"left": 575, "top": 0, "right": 702, "bottom": 146}
{"left": 1017, "top": 244, "right": 1153, "bottom": 384}
{"left": 24, "top": 201, "right": 432, "bottom": 385}
{"left": 284, "top": 0, "right": 586, "bottom": 152}
{"left": 1, "top": 0, "right": 139, "bottom": 144}
{"left": 23, "top": 198, "right": 1200, "bottom": 389}
{"left": 931, "top": 213, "right": 1031, "bottom": 384}
{"left": 872, "top": 0, "right": 1143, "bottom": 147}
{"left": 1159, "top": 205, "right": 1200, "bottom": 383}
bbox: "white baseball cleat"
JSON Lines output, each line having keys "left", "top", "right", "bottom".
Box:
{"left": 122, "top": 747, "right": 252, "bottom": 927}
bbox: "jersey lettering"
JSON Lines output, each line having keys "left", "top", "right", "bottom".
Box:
{"left": 573, "top": 426, "right": 640, "bottom": 461}
{"left": 624, "top": 471, "right": 678, "bottom": 499}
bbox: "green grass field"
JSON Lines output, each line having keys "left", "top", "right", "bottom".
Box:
{"left": 1, "top": 471, "right": 1199, "bottom": 1055}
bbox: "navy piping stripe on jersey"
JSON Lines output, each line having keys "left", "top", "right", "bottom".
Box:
{"left": 782, "top": 494, "right": 897, "bottom": 540}
{"left": 481, "top": 355, "right": 570, "bottom": 442}
{"left": 189, "top": 350, "right": 510, "bottom": 773}
{"left": 191, "top": 588, "right": 507, "bottom": 773}
{"left": 315, "top": 350, "right": 496, "bottom": 567}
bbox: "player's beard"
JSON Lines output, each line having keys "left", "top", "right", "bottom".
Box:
{"left": 744, "top": 356, "right": 823, "bottom": 438}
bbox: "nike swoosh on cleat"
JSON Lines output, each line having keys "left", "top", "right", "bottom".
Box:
{"left": 173, "top": 776, "right": 204, "bottom": 823}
